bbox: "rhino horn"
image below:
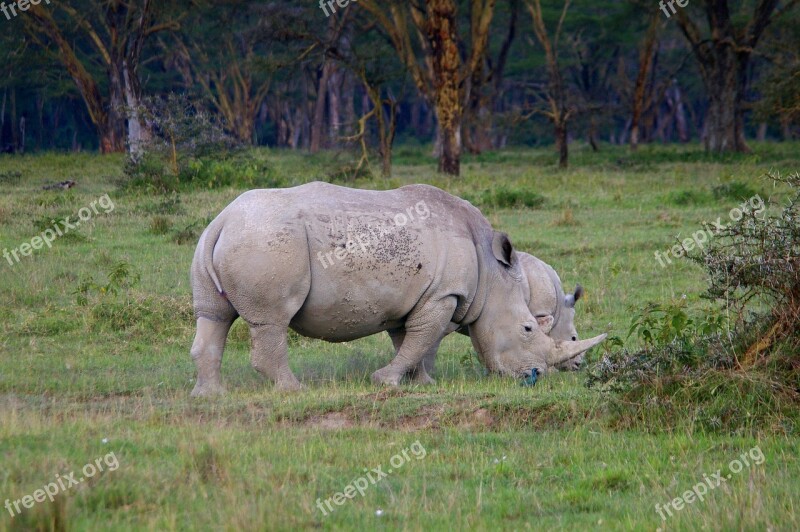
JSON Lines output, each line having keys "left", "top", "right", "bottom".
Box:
{"left": 547, "top": 334, "right": 607, "bottom": 366}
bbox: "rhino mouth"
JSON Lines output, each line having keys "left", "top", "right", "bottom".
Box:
{"left": 519, "top": 368, "right": 539, "bottom": 387}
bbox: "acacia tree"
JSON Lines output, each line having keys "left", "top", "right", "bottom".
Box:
{"left": 360, "top": 0, "right": 497, "bottom": 176}
{"left": 629, "top": 12, "right": 661, "bottom": 151}
{"left": 463, "top": 0, "right": 521, "bottom": 154}
{"left": 526, "top": 0, "right": 571, "bottom": 168}
{"left": 674, "top": 0, "right": 798, "bottom": 153}
{"left": 25, "top": 0, "right": 178, "bottom": 154}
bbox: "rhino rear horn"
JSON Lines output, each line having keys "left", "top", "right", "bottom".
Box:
{"left": 547, "top": 334, "right": 607, "bottom": 366}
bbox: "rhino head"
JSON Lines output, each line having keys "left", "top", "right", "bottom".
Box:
{"left": 518, "top": 251, "right": 591, "bottom": 371}
{"left": 467, "top": 233, "right": 606, "bottom": 382}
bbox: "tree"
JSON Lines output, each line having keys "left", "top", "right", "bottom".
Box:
{"left": 526, "top": 0, "right": 572, "bottom": 167}
{"left": 25, "top": 0, "right": 178, "bottom": 154}
{"left": 674, "top": 0, "right": 799, "bottom": 153}
{"left": 629, "top": 12, "right": 661, "bottom": 150}
{"left": 753, "top": 10, "right": 800, "bottom": 139}
{"left": 463, "top": 0, "right": 521, "bottom": 154}
{"left": 170, "top": 2, "right": 312, "bottom": 145}
{"left": 360, "top": 0, "right": 497, "bottom": 176}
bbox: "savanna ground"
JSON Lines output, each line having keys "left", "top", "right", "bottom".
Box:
{"left": 1, "top": 143, "right": 798, "bottom": 530}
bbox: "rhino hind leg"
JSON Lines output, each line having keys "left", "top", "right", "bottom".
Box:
{"left": 372, "top": 298, "right": 456, "bottom": 386}
{"left": 408, "top": 349, "right": 438, "bottom": 385}
{"left": 191, "top": 317, "right": 235, "bottom": 397}
{"left": 249, "top": 323, "right": 303, "bottom": 392}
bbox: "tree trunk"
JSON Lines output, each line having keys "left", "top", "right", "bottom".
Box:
{"left": 556, "top": 118, "right": 568, "bottom": 168}
{"left": 704, "top": 85, "right": 741, "bottom": 152}
{"left": 10, "top": 88, "right": 17, "bottom": 152}
{"left": 427, "top": 0, "right": 462, "bottom": 176}
{"left": 588, "top": 115, "right": 598, "bottom": 152}
{"left": 310, "top": 60, "right": 333, "bottom": 153}
{"left": 328, "top": 66, "right": 342, "bottom": 145}
{"left": 340, "top": 73, "right": 356, "bottom": 137}
{"left": 673, "top": 0, "right": 783, "bottom": 154}
{"left": 0, "top": 89, "right": 6, "bottom": 152}
{"left": 757, "top": 122, "right": 767, "bottom": 141}
{"left": 123, "top": 59, "right": 149, "bottom": 159}
{"left": 18, "top": 115, "right": 25, "bottom": 154}
{"left": 629, "top": 14, "right": 659, "bottom": 151}
{"left": 703, "top": 52, "right": 749, "bottom": 153}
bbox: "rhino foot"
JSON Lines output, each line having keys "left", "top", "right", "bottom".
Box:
{"left": 191, "top": 381, "right": 227, "bottom": 397}
{"left": 274, "top": 378, "right": 304, "bottom": 392}
{"left": 371, "top": 367, "right": 403, "bottom": 386}
{"left": 409, "top": 372, "right": 436, "bottom": 385}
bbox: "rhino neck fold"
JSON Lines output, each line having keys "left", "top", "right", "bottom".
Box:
{"left": 453, "top": 235, "right": 491, "bottom": 328}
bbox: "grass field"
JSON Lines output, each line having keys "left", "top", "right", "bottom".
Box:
{"left": 1, "top": 143, "right": 798, "bottom": 530}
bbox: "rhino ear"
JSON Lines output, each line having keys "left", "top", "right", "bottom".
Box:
{"left": 574, "top": 284, "right": 584, "bottom": 302}
{"left": 491, "top": 231, "right": 514, "bottom": 268}
{"left": 535, "top": 314, "right": 555, "bottom": 333}
{"left": 565, "top": 284, "right": 583, "bottom": 308}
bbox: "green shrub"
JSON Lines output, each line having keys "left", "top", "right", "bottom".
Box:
{"left": 712, "top": 181, "right": 761, "bottom": 201}
{"left": 149, "top": 216, "right": 172, "bottom": 235}
{"left": 0, "top": 170, "right": 22, "bottom": 184}
{"left": 461, "top": 187, "right": 546, "bottom": 209}
{"left": 121, "top": 93, "right": 277, "bottom": 192}
{"left": 667, "top": 189, "right": 710, "bottom": 206}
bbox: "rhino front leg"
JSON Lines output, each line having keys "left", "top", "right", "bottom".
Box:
{"left": 372, "top": 298, "right": 456, "bottom": 386}
{"left": 249, "top": 323, "right": 303, "bottom": 392}
{"left": 191, "top": 317, "right": 235, "bottom": 397}
{"left": 389, "top": 329, "right": 437, "bottom": 385}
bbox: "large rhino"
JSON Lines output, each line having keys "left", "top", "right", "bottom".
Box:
{"left": 189, "top": 182, "right": 605, "bottom": 395}
{"left": 401, "top": 253, "right": 589, "bottom": 382}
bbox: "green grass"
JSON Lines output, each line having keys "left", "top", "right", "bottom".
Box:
{"left": 0, "top": 143, "right": 798, "bottom": 530}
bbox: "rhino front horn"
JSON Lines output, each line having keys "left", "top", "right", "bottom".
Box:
{"left": 547, "top": 334, "right": 607, "bottom": 367}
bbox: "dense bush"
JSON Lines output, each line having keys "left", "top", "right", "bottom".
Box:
{"left": 121, "top": 94, "right": 274, "bottom": 192}
{"left": 589, "top": 171, "right": 800, "bottom": 434}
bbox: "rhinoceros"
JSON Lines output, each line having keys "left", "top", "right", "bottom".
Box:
{"left": 400, "top": 252, "right": 591, "bottom": 382}
{"left": 519, "top": 254, "right": 588, "bottom": 371}
{"left": 189, "top": 182, "right": 605, "bottom": 396}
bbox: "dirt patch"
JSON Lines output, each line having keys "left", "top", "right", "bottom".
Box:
{"left": 395, "top": 403, "right": 446, "bottom": 430}
{"left": 459, "top": 407, "right": 495, "bottom": 430}
{"left": 305, "top": 411, "right": 355, "bottom": 429}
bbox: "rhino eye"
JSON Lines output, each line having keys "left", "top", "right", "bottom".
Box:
{"left": 524, "top": 325, "right": 533, "bottom": 332}
{"left": 571, "top": 336, "right": 577, "bottom": 341}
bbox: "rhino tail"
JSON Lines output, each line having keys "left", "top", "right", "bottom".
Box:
{"left": 202, "top": 220, "right": 226, "bottom": 297}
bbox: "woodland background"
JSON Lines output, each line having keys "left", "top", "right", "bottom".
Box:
{"left": 0, "top": 0, "right": 798, "bottom": 176}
